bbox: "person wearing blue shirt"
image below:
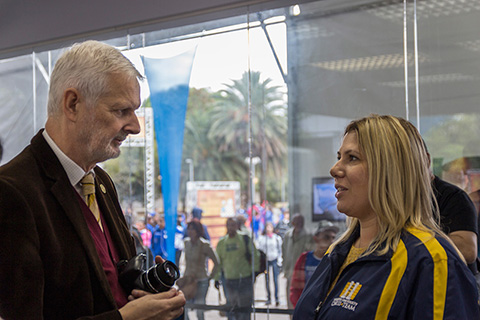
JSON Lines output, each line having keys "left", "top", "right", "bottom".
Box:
{"left": 190, "top": 207, "right": 210, "bottom": 241}
{"left": 151, "top": 214, "right": 168, "bottom": 259}
{"left": 146, "top": 212, "right": 156, "bottom": 234}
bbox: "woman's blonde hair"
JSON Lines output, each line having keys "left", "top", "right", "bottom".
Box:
{"left": 331, "top": 114, "right": 445, "bottom": 256}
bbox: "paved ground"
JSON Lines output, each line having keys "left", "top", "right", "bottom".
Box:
{"left": 184, "top": 272, "right": 292, "bottom": 320}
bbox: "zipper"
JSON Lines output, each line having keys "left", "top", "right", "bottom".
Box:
{"left": 311, "top": 245, "right": 380, "bottom": 319}
{"left": 312, "top": 257, "right": 359, "bottom": 318}
{"left": 314, "top": 300, "right": 323, "bottom": 316}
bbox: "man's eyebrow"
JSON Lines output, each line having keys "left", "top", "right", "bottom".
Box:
{"left": 112, "top": 102, "right": 137, "bottom": 109}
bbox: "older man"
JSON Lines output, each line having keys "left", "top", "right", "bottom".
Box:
{"left": 0, "top": 41, "right": 185, "bottom": 320}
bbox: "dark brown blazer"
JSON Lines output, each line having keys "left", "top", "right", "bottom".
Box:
{"left": 0, "top": 130, "right": 136, "bottom": 320}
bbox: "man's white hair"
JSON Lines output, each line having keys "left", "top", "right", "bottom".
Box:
{"left": 47, "top": 40, "right": 143, "bottom": 116}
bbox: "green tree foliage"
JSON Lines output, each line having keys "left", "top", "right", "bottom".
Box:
{"left": 183, "top": 88, "right": 245, "bottom": 181}
{"left": 424, "top": 114, "right": 480, "bottom": 162}
{"left": 106, "top": 71, "right": 288, "bottom": 210}
{"left": 206, "top": 71, "right": 287, "bottom": 203}
{"left": 102, "top": 145, "right": 145, "bottom": 210}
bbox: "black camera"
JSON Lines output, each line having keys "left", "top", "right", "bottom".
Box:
{"left": 117, "top": 254, "right": 180, "bottom": 294}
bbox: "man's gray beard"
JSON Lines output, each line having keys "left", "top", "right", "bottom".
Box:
{"left": 79, "top": 127, "right": 121, "bottom": 165}
{"left": 90, "top": 142, "right": 121, "bottom": 164}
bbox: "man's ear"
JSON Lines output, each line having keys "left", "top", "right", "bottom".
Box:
{"left": 62, "top": 88, "right": 81, "bottom": 121}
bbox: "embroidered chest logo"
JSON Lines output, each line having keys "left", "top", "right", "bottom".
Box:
{"left": 331, "top": 281, "right": 362, "bottom": 311}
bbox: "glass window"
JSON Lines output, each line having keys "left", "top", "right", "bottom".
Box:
{"left": 1, "top": 0, "right": 479, "bottom": 318}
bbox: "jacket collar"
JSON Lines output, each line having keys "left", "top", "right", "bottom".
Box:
{"left": 329, "top": 226, "right": 393, "bottom": 271}
{"left": 30, "top": 130, "right": 118, "bottom": 309}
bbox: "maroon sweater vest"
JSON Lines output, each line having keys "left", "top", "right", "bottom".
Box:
{"left": 76, "top": 193, "right": 128, "bottom": 308}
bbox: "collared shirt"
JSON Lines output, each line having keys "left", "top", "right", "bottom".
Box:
{"left": 43, "top": 130, "right": 126, "bottom": 306}
{"left": 42, "top": 130, "right": 93, "bottom": 197}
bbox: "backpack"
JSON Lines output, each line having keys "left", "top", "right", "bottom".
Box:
{"left": 243, "top": 234, "right": 267, "bottom": 277}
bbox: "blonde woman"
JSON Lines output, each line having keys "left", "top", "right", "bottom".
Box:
{"left": 293, "top": 115, "right": 479, "bottom": 319}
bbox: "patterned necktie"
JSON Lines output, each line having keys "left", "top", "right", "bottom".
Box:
{"left": 81, "top": 173, "right": 103, "bottom": 231}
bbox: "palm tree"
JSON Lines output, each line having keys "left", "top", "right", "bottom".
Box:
{"left": 208, "top": 71, "right": 287, "bottom": 203}
{"left": 183, "top": 88, "right": 245, "bottom": 180}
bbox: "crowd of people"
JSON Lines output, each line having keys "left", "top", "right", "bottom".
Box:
{"left": 0, "top": 39, "right": 479, "bottom": 320}
{"left": 124, "top": 201, "right": 337, "bottom": 319}
{"left": 71, "top": 168, "right": 480, "bottom": 320}
{"left": 127, "top": 115, "right": 480, "bottom": 320}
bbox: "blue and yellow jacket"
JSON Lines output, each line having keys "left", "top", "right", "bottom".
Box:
{"left": 293, "top": 226, "right": 479, "bottom": 320}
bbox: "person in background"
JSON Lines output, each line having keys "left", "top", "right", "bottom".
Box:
{"left": 135, "top": 219, "right": 152, "bottom": 248}
{"left": 236, "top": 212, "right": 251, "bottom": 236}
{"left": 282, "top": 213, "right": 313, "bottom": 311}
{"left": 251, "top": 204, "right": 265, "bottom": 237}
{"left": 289, "top": 221, "right": 338, "bottom": 307}
{"left": 131, "top": 216, "right": 154, "bottom": 268}
{"left": 183, "top": 219, "right": 219, "bottom": 320}
{"left": 471, "top": 191, "right": 480, "bottom": 216}
{"left": 175, "top": 212, "right": 185, "bottom": 266}
{"left": 421, "top": 138, "right": 478, "bottom": 267}
{"left": 256, "top": 222, "right": 283, "bottom": 306}
{"left": 470, "top": 187, "right": 480, "bottom": 258}
{"left": 215, "top": 218, "right": 260, "bottom": 320}
{"left": 274, "top": 209, "right": 290, "bottom": 240}
{"left": 146, "top": 212, "right": 157, "bottom": 234}
{"left": 191, "top": 206, "right": 210, "bottom": 241}
{"left": 264, "top": 204, "right": 274, "bottom": 225}
{"left": 0, "top": 40, "right": 184, "bottom": 319}
{"left": 293, "top": 114, "right": 478, "bottom": 319}
{"left": 151, "top": 213, "right": 168, "bottom": 259}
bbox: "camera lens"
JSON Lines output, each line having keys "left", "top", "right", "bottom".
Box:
{"left": 164, "top": 264, "right": 177, "bottom": 278}
{"left": 144, "top": 261, "right": 180, "bottom": 293}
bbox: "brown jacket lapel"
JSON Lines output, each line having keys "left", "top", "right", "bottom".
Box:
{"left": 31, "top": 131, "right": 118, "bottom": 308}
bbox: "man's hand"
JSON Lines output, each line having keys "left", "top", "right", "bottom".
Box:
{"left": 120, "top": 288, "right": 185, "bottom": 320}
{"left": 120, "top": 255, "right": 185, "bottom": 320}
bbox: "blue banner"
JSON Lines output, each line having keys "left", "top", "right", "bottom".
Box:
{"left": 142, "top": 47, "right": 196, "bottom": 262}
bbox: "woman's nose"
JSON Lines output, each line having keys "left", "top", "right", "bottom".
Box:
{"left": 330, "top": 161, "right": 341, "bottom": 178}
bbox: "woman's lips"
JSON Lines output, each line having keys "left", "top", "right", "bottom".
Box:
{"left": 335, "top": 185, "right": 347, "bottom": 198}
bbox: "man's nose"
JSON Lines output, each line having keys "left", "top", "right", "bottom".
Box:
{"left": 126, "top": 112, "right": 141, "bottom": 135}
